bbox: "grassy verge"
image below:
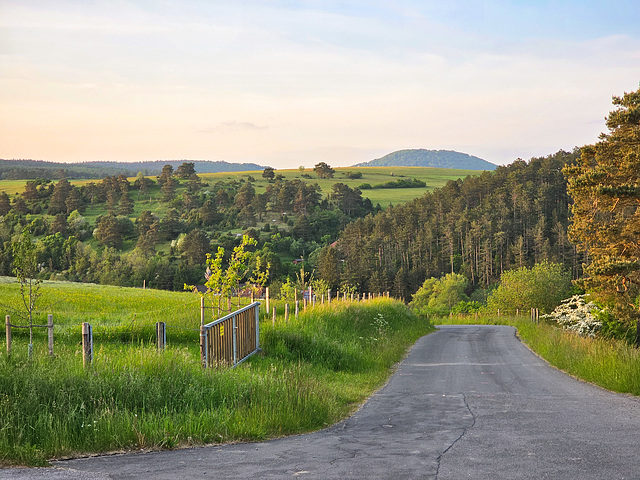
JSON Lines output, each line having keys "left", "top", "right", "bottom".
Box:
{"left": 0, "top": 288, "right": 432, "bottom": 467}
{"left": 434, "top": 315, "right": 640, "bottom": 396}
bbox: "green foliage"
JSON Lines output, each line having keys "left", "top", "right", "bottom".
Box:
{"left": 279, "top": 277, "right": 297, "bottom": 301}
{"left": 193, "top": 235, "right": 258, "bottom": 316}
{"left": 487, "top": 261, "right": 572, "bottom": 314}
{"left": 313, "top": 162, "right": 335, "bottom": 179}
{"left": 409, "top": 273, "right": 469, "bottom": 317}
{"left": 451, "top": 300, "right": 483, "bottom": 314}
{"left": 563, "top": 85, "right": 640, "bottom": 331}
{"left": 337, "top": 150, "right": 581, "bottom": 295}
{"left": 11, "top": 229, "right": 43, "bottom": 347}
{"left": 372, "top": 178, "right": 426, "bottom": 189}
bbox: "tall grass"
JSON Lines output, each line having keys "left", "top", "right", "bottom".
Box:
{"left": 433, "top": 314, "right": 640, "bottom": 396}
{"left": 0, "top": 289, "right": 432, "bottom": 467}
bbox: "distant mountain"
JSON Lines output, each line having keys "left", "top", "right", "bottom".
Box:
{"left": 353, "top": 149, "right": 497, "bottom": 170}
{"left": 0, "top": 159, "right": 267, "bottom": 180}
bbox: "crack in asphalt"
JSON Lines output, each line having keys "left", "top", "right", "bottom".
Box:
{"left": 434, "top": 393, "right": 476, "bottom": 480}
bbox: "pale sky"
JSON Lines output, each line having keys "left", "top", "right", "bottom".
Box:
{"left": 1, "top": 1, "right": 639, "bottom": 169}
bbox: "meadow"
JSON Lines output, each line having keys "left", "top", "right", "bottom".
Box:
{"left": 200, "top": 166, "right": 480, "bottom": 208}
{"left": 0, "top": 278, "right": 433, "bottom": 466}
{"left": 0, "top": 165, "right": 482, "bottom": 209}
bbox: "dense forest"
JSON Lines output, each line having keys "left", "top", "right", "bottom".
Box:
{"left": 329, "top": 150, "right": 583, "bottom": 300}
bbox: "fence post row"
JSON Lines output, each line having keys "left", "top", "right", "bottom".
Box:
{"left": 4, "top": 314, "right": 55, "bottom": 358}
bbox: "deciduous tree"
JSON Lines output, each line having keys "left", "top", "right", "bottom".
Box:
{"left": 314, "top": 162, "right": 335, "bottom": 179}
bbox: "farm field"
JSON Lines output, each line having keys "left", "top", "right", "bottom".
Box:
{"left": 0, "top": 165, "right": 483, "bottom": 208}
{"left": 199, "top": 166, "right": 481, "bottom": 208}
{"left": 0, "top": 278, "right": 433, "bottom": 466}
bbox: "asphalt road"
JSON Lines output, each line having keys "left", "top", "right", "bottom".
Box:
{"left": 4, "top": 325, "right": 640, "bottom": 479}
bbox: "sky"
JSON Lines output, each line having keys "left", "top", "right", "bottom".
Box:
{"left": 1, "top": 1, "right": 639, "bottom": 169}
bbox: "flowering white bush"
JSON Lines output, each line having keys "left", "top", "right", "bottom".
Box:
{"left": 541, "top": 295, "right": 602, "bottom": 337}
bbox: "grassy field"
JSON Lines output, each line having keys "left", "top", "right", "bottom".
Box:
{"left": 0, "top": 180, "right": 31, "bottom": 196}
{"left": 0, "top": 278, "right": 433, "bottom": 466}
{"left": 199, "top": 166, "right": 481, "bottom": 208}
{"left": 0, "top": 166, "right": 482, "bottom": 209}
{"left": 434, "top": 314, "right": 640, "bottom": 396}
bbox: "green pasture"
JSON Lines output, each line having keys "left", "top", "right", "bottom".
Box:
{"left": 199, "top": 166, "right": 481, "bottom": 207}
{"left": 0, "top": 166, "right": 482, "bottom": 209}
{"left": 0, "top": 279, "right": 433, "bottom": 466}
{"left": 0, "top": 180, "right": 29, "bottom": 195}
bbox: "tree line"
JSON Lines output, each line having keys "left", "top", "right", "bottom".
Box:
{"left": 320, "top": 149, "right": 584, "bottom": 300}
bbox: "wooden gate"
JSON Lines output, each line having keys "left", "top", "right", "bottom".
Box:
{"left": 202, "top": 302, "right": 260, "bottom": 368}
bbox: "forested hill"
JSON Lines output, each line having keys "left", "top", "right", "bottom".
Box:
{"left": 353, "top": 149, "right": 497, "bottom": 170}
{"left": 332, "top": 149, "right": 582, "bottom": 299}
{"left": 0, "top": 159, "right": 266, "bottom": 180}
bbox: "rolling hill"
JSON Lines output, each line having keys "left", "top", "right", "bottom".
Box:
{"left": 353, "top": 149, "right": 497, "bottom": 170}
{"left": 0, "top": 159, "right": 267, "bottom": 180}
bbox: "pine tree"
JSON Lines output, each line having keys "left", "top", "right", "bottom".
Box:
{"left": 564, "top": 86, "right": 640, "bottom": 336}
{"left": 118, "top": 189, "right": 134, "bottom": 215}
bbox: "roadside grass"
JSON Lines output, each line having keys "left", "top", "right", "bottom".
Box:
{"left": 433, "top": 314, "right": 640, "bottom": 396}
{"left": 0, "top": 280, "right": 433, "bottom": 467}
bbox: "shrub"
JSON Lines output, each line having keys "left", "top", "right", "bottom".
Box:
{"left": 410, "top": 273, "right": 469, "bottom": 317}
{"left": 487, "top": 261, "right": 571, "bottom": 314}
{"left": 541, "top": 295, "right": 602, "bottom": 337}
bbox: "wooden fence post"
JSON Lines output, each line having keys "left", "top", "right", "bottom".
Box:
{"left": 285, "top": 304, "right": 290, "bottom": 322}
{"left": 156, "top": 322, "right": 166, "bottom": 350}
{"left": 200, "top": 324, "right": 207, "bottom": 368}
{"left": 48, "top": 314, "right": 54, "bottom": 356}
{"left": 327, "top": 289, "right": 331, "bottom": 304}
{"left": 82, "top": 322, "right": 93, "bottom": 367}
{"left": 272, "top": 306, "right": 276, "bottom": 325}
{"left": 5, "top": 315, "right": 11, "bottom": 357}
{"left": 266, "top": 287, "right": 270, "bottom": 313}
{"left": 295, "top": 301, "right": 299, "bottom": 320}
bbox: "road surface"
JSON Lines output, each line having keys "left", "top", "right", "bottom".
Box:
{"left": 3, "top": 325, "right": 640, "bottom": 479}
